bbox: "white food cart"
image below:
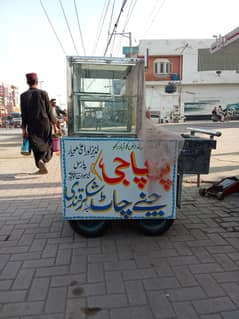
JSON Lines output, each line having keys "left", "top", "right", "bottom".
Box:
{"left": 60, "top": 56, "right": 178, "bottom": 236}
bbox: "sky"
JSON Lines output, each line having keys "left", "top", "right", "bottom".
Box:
{"left": 1, "top": 0, "right": 239, "bottom": 107}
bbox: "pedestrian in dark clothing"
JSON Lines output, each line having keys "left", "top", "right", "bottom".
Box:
{"left": 20, "top": 73, "right": 56, "bottom": 174}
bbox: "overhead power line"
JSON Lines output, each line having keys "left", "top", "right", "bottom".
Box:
{"left": 108, "top": 0, "right": 116, "bottom": 41}
{"left": 122, "top": 0, "right": 138, "bottom": 30}
{"left": 144, "top": 0, "right": 166, "bottom": 36}
{"left": 104, "top": 0, "right": 128, "bottom": 56}
{"left": 59, "top": 0, "right": 79, "bottom": 55}
{"left": 114, "top": 0, "right": 138, "bottom": 55}
{"left": 74, "top": 0, "right": 86, "bottom": 55}
{"left": 92, "top": 0, "right": 111, "bottom": 55}
{"left": 40, "top": 0, "right": 67, "bottom": 55}
{"left": 108, "top": 0, "right": 116, "bottom": 55}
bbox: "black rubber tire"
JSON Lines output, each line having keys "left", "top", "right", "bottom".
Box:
{"left": 68, "top": 220, "right": 109, "bottom": 237}
{"left": 199, "top": 188, "right": 206, "bottom": 196}
{"left": 216, "top": 192, "right": 224, "bottom": 200}
{"left": 137, "top": 219, "right": 174, "bottom": 236}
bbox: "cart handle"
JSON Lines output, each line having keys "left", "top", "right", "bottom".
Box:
{"left": 187, "top": 127, "right": 222, "bottom": 139}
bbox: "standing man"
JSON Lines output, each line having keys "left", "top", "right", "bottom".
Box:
{"left": 20, "top": 73, "right": 56, "bottom": 174}
{"left": 50, "top": 98, "right": 66, "bottom": 118}
{"left": 50, "top": 98, "right": 67, "bottom": 135}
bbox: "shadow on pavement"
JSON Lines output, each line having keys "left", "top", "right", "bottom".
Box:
{"left": 0, "top": 142, "right": 21, "bottom": 148}
{"left": 210, "top": 165, "right": 239, "bottom": 174}
{"left": 213, "top": 151, "right": 239, "bottom": 157}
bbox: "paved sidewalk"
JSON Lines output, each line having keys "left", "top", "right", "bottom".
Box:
{"left": 0, "top": 127, "right": 238, "bottom": 319}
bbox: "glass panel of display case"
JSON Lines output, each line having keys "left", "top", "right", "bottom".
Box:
{"left": 67, "top": 57, "right": 143, "bottom": 136}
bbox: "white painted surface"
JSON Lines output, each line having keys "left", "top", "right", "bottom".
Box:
{"left": 139, "top": 39, "right": 239, "bottom": 118}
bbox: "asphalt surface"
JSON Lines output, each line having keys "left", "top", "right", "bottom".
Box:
{"left": 0, "top": 122, "right": 238, "bottom": 319}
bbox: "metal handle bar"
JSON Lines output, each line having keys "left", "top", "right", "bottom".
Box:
{"left": 187, "top": 127, "right": 222, "bottom": 139}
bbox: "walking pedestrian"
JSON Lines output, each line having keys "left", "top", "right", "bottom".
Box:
{"left": 20, "top": 73, "right": 56, "bottom": 174}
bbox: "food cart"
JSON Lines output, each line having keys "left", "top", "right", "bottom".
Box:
{"left": 60, "top": 56, "right": 216, "bottom": 237}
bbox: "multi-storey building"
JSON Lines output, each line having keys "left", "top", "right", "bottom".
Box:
{"left": 124, "top": 37, "right": 239, "bottom": 121}
{"left": 0, "top": 83, "right": 19, "bottom": 115}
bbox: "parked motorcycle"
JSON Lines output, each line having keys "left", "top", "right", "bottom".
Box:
{"left": 212, "top": 110, "right": 231, "bottom": 122}
{"left": 211, "top": 113, "right": 222, "bottom": 122}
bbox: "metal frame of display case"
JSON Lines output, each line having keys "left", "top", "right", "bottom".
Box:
{"left": 66, "top": 56, "right": 145, "bottom": 137}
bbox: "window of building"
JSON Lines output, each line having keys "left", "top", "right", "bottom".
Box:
{"left": 153, "top": 59, "right": 172, "bottom": 76}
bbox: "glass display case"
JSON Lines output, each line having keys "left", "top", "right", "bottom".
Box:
{"left": 66, "top": 56, "right": 144, "bottom": 136}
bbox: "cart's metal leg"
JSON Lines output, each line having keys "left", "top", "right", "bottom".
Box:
{"left": 197, "top": 174, "right": 200, "bottom": 187}
{"left": 177, "top": 174, "right": 183, "bottom": 208}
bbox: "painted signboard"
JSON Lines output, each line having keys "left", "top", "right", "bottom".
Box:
{"left": 61, "top": 137, "right": 177, "bottom": 220}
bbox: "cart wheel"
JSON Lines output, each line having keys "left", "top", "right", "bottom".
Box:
{"left": 216, "top": 192, "right": 224, "bottom": 200}
{"left": 68, "top": 220, "right": 108, "bottom": 237}
{"left": 199, "top": 188, "right": 206, "bottom": 196}
{"left": 138, "top": 219, "right": 174, "bottom": 236}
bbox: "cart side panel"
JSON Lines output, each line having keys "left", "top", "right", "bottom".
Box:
{"left": 178, "top": 137, "right": 216, "bottom": 174}
{"left": 61, "top": 137, "right": 177, "bottom": 220}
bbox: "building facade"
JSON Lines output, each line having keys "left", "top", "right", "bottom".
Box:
{"left": 0, "top": 83, "right": 19, "bottom": 116}
{"left": 136, "top": 39, "right": 239, "bottom": 121}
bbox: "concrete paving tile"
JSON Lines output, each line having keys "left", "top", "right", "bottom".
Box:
{"left": 200, "top": 314, "right": 222, "bottom": 319}
{"left": 189, "top": 263, "right": 224, "bottom": 274}
{"left": 143, "top": 277, "right": 180, "bottom": 290}
{"left": 172, "top": 301, "right": 200, "bottom": 319}
{"left": 0, "top": 301, "right": 44, "bottom": 318}
{"left": 0, "top": 261, "right": 22, "bottom": 280}
{"left": 195, "top": 274, "right": 225, "bottom": 297}
{"left": 28, "top": 277, "right": 50, "bottom": 301}
{"left": 193, "top": 297, "right": 236, "bottom": 314}
{"left": 88, "top": 294, "right": 128, "bottom": 308}
{"left": 35, "top": 265, "right": 69, "bottom": 277}
{"left": 123, "top": 268, "right": 157, "bottom": 280}
{"left": 220, "top": 283, "right": 239, "bottom": 306}
{"left": 87, "top": 263, "right": 105, "bottom": 282}
{"left": 125, "top": 280, "right": 147, "bottom": 305}
{"left": 55, "top": 248, "right": 72, "bottom": 265}
{"left": 65, "top": 297, "right": 86, "bottom": 318}
{"left": 172, "top": 265, "right": 198, "bottom": 287}
{"left": 12, "top": 268, "right": 34, "bottom": 290}
{"left": 110, "top": 306, "right": 154, "bottom": 319}
{"left": 44, "top": 287, "right": 67, "bottom": 313}
{"left": 21, "top": 315, "right": 65, "bottom": 319}
{"left": 222, "top": 310, "right": 239, "bottom": 319}
{"left": 69, "top": 282, "right": 106, "bottom": 297}
{"left": 0, "top": 290, "right": 26, "bottom": 303}
{"left": 147, "top": 291, "right": 176, "bottom": 318}
{"left": 104, "top": 260, "right": 136, "bottom": 271}
{"left": 105, "top": 271, "right": 125, "bottom": 294}
{"left": 168, "top": 286, "right": 206, "bottom": 302}
{"left": 213, "top": 253, "right": 238, "bottom": 271}
{"left": 212, "top": 271, "right": 239, "bottom": 283}
{"left": 51, "top": 273, "right": 86, "bottom": 287}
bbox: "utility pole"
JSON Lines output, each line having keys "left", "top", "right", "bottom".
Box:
{"left": 178, "top": 43, "right": 189, "bottom": 122}
{"left": 111, "top": 31, "right": 132, "bottom": 57}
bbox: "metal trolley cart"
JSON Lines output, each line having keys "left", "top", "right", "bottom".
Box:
{"left": 177, "top": 127, "right": 221, "bottom": 207}
{"left": 60, "top": 57, "right": 217, "bottom": 237}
